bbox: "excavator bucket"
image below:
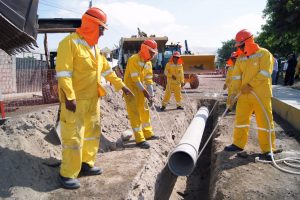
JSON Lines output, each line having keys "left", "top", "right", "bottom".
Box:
{"left": 0, "top": 0, "right": 39, "bottom": 54}
{"left": 181, "top": 55, "right": 215, "bottom": 74}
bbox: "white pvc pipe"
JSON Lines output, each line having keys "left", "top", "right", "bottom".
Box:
{"left": 168, "top": 106, "right": 209, "bottom": 176}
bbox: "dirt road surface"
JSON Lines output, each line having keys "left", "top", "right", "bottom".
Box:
{"left": 0, "top": 75, "right": 299, "bottom": 200}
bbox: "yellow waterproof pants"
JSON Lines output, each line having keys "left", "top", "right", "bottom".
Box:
{"left": 233, "top": 94, "right": 276, "bottom": 153}
{"left": 124, "top": 87, "right": 153, "bottom": 143}
{"left": 226, "top": 88, "right": 232, "bottom": 107}
{"left": 162, "top": 83, "right": 182, "bottom": 107}
{"left": 60, "top": 97, "right": 100, "bottom": 178}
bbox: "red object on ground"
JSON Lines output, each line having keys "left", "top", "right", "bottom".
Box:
{"left": 0, "top": 101, "right": 5, "bottom": 119}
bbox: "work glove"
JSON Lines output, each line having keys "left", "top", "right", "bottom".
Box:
{"left": 65, "top": 99, "right": 76, "bottom": 112}
{"left": 172, "top": 75, "right": 177, "bottom": 80}
{"left": 121, "top": 86, "right": 134, "bottom": 96}
{"left": 223, "top": 83, "right": 227, "bottom": 90}
{"left": 241, "top": 84, "right": 252, "bottom": 94}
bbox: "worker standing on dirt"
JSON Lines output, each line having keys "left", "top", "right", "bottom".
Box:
{"left": 223, "top": 52, "right": 238, "bottom": 110}
{"left": 225, "top": 29, "right": 276, "bottom": 160}
{"left": 55, "top": 7, "right": 132, "bottom": 189}
{"left": 161, "top": 51, "right": 185, "bottom": 111}
{"left": 124, "top": 39, "right": 160, "bottom": 149}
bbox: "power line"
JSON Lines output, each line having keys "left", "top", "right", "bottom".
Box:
{"left": 39, "top": 1, "right": 82, "bottom": 15}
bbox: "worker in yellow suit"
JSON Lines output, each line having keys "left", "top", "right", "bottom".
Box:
{"left": 124, "top": 39, "right": 160, "bottom": 149}
{"left": 223, "top": 52, "right": 238, "bottom": 109}
{"left": 56, "top": 7, "right": 132, "bottom": 189}
{"left": 225, "top": 29, "right": 276, "bottom": 160}
{"left": 161, "top": 51, "right": 185, "bottom": 111}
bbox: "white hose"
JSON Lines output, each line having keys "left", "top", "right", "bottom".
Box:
{"left": 182, "top": 86, "right": 193, "bottom": 108}
{"left": 196, "top": 93, "right": 240, "bottom": 160}
{"left": 251, "top": 91, "right": 300, "bottom": 175}
{"left": 149, "top": 101, "right": 169, "bottom": 139}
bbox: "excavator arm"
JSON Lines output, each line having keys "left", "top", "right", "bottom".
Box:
{"left": 0, "top": 0, "right": 39, "bottom": 54}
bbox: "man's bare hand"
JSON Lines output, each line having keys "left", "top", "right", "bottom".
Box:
{"left": 65, "top": 99, "right": 76, "bottom": 112}
{"left": 143, "top": 89, "right": 150, "bottom": 101}
{"left": 241, "top": 84, "right": 252, "bottom": 94}
{"left": 172, "top": 75, "right": 177, "bottom": 80}
{"left": 122, "top": 86, "right": 134, "bottom": 96}
{"left": 223, "top": 83, "right": 227, "bottom": 90}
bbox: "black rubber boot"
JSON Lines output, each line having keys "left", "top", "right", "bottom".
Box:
{"left": 80, "top": 162, "right": 103, "bottom": 176}
{"left": 224, "top": 144, "right": 243, "bottom": 152}
{"left": 160, "top": 106, "right": 166, "bottom": 111}
{"left": 259, "top": 152, "right": 273, "bottom": 161}
{"left": 136, "top": 141, "right": 150, "bottom": 149}
{"left": 58, "top": 174, "right": 80, "bottom": 189}
{"left": 147, "top": 135, "right": 160, "bottom": 140}
{"left": 177, "top": 106, "right": 184, "bottom": 110}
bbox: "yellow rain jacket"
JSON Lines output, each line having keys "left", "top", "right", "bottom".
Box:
{"left": 56, "top": 32, "right": 124, "bottom": 102}
{"left": 164, "top": 62, "right": 184, "bottom": 84}
{"left": 124, "top": 54, "right": 153, "bottom": 89}
{"left": 124, "top": 54, "right": 154, "bottom": 143}
{"left": 231, "top": 48, "right": 274, "bottom": 97}
{"left": 162, "top": 62, "right": 184, "bottom": 107}
{"left": 230, "top": 47, "right": 276, "bottom": 153}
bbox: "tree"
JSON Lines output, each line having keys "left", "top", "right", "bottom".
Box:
{"left": 216, "top": 39, "right": 235, "bottom": 67}
{"left": 257, "top": 0, "right": 300, "bottom": 56}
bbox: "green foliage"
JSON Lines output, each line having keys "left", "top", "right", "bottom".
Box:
{"left": 216, "top": 39, "right": 235, "bottom": 67}
{"left": 257, "top": 0, "right": 300, "bottom": 56}
{"left": 219, "top": 0, "right": 300, "bottom": 59}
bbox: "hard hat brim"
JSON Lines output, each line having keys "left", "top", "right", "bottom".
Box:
{"left": 99, "top": 21, "right": 108, "bottom": 29}
{"left": 149, "top": 47, "right": 158, "bottom": 53}
{"left": 235, "top": 41, "right": 244, "bottom": 47}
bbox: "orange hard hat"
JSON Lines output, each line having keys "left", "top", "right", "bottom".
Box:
{"left": 173, "top": 51, "right": 181, "bottom": 57}
{"left": 143, "top": 39, "right": 158, "bottom": 52}
{"left": 86, "top": 7, "right": 108, "bottom": 29}
{"left": 235, "top": 29, "right": 253, "bottom": 47}
{"left": 230, "top": 51, "right": 238, "bottom": 58}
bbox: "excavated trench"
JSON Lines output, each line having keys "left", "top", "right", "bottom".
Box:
{"left": 0, "top": 85, "right": 227, "bottom": 199}
{"left": 153, "top": 98, "right": 222, "bottom": 200}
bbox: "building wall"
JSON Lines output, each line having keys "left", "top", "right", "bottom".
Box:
{"left": 0, "top": 49, "right": 17, "bottom": 94}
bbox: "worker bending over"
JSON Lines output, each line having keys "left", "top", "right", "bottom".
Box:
{"left": 225, "top": 29, "right": 276, "bottom": 160}
{"left": 124, "top": 39, "right": 160, "bottom": 149}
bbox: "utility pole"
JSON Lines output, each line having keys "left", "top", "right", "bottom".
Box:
{"left": 89, "top": 0, "right": 92, "bottom": 8}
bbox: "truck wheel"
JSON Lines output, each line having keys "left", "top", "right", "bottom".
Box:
{"left": 190, "top": 74, "right": 199, "bottom": 89}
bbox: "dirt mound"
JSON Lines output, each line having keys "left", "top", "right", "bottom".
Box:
{"left": 1, "top": 75, "right": 299, "bottom": 200}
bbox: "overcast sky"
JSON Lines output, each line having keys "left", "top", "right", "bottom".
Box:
{"left": 36, "top": 0, "right": 267, "bottom": 54}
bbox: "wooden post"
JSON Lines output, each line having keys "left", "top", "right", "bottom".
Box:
{"left": 44, "top": 33, "right": 50, "bottom": 69}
